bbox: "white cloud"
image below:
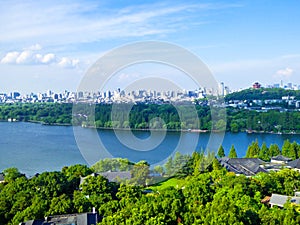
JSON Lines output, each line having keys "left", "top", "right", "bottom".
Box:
{"left": 0, "top": 46, "right": 79, "bottom": 68}
{"left": 58, "top": 57, "right": 79, "bottom": 68}
{"left": 25, "top": 43, "right": 42, "bottom": 51}
{"left": 38, "top": 53, "right": 56, "bottom": 64}
{"left": 275, "top": 67, "right": 293, "bottom": 78}
{"left": 208, "top": 54, "right": 300, "bottom": 89}
{"left": 1, "top": 51, "right": 20, "bottom": 64}
{"left": 16, "top": 50, "right": 32, "bottom": 64}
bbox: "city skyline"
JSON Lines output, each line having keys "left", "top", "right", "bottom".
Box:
{"left": 1, "top": 0, "right": 300, "bottom": 93}
{"left": 2, "top": 79, "right": 300, "bottom": 96}
{"left": 2, "top": 80, "right": 300, "bottom": 104}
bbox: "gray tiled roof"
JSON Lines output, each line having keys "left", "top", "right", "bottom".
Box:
{"left": 270, "top": 193, "right": 300, "bottom": 207}
{"left": 22, "top": 212, "right": 101, "bottom": 225}
{"left": 288, "top": 158, "right": 300, "bottom": 169}
{"left": 271, "top": 155, "right": 292, "bottom": 161}
{"left": 46, "top": 214, "right": 77, "bottom": 224}
{"left": 219, "top": 157, "right": 267, "bottom": 176}
{"left": 21, "top": 220, "right": 44, "bottom": 225}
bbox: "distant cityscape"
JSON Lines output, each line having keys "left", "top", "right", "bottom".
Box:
{"left": 0, "top": 80, "right": 300, "bottom": 104}
{"left": 0, "top": 88, "right": 210, "bottom": 104}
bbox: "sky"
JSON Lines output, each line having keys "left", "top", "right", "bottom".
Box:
{"left": 1, "top": 0, "right": 300, "bottom": 94}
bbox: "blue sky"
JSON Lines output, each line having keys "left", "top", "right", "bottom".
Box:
{"left": 1, "top": 0, "right": 300, "bottom": 93}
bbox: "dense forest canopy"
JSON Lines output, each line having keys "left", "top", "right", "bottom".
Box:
{"left": 225, "top": 88, "right": 300, "bottom": 101}
{"left": 0, "top": 152, "right": 299, "bottom": 225}
{"left": 1, "top": 102, "right": 300, "bottom": 133}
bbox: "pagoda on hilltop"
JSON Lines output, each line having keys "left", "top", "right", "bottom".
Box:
{"left": 253, "top": 82, "right": 262, "bottom": 89}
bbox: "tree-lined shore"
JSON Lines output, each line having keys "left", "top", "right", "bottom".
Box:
{"left": 1, "top": 101, "right": 300, "bottom": 134}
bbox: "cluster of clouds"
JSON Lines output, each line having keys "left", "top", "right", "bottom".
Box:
{"left": 275, "top": 67, "right": 294, "bottom": 78}
{"left": 0, "top": 44, "right": 79, "bottom": 68}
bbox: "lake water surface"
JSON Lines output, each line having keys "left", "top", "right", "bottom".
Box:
{"left": 1, "top": 122, "right": 300, "bottom": 176}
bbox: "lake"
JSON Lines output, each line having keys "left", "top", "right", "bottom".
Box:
{"left": 1, "top": 122, "right": 300, "bottom": 176}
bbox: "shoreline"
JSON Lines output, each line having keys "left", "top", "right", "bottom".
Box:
{"left": 1, "top": 120, "right": 300, "bottom": 135}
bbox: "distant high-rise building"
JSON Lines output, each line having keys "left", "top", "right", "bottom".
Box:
{"left": 105, "top": 90, "right": 111, "bottom": 98}
{"left": 37, "top": 93, "right": 43, "bottom": 101}
{"left": 219, "top": 82, "right": 225, "bottom": 96}
{"left": 280, "top": 80, "right": 283, "bottom": 88}
{"left": 11, "top": 92, "right": 20, "bottom": 99}
{"left": 224, "top": 86, "right": 231, "bottom": 95}
{"left": 47, "top": 90, "right": 52, "bottom": 97}
{"left": 77, "top": 91, "right": 84, "bottom": 99}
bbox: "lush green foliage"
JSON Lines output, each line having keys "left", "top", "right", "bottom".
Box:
{"left": 225, "top": 88, "right": 300, "bottom": 101}
{"left": 92, "top": 158, "right": 133, "bottom": 172}
{"left": 229, "top": 144, "right": 238, "bottom": 158}
{"left": 1, "top": 152, "right": 300, "bottom": 224}
{"left": 227, "top": 108, "right": 300, "bottom": 133}
{"left": 217, "top": 145, "right": 225, "bottom": 158}
{"left": 1, "top": 102, "right": 300, "bottom": 133}
{"left": 0, "top": 103, "right": 72, "bottom": 124}
{"left": 244, "top": 139, "right": 300, "bottom": 161}
{"left": 0, "top": 165, "right": 93, "bottom": 225}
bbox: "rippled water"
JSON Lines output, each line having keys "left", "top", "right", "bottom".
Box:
{"left": 1, "top": 122, "right": 299, "bottom": 176}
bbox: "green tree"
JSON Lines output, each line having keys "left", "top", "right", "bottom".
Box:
{"left": 46, "top": 194, "right": 72, "bottom": 216}
{"left": 11, "top": 196, "right": 48, "bottom": 225}
{"left": 73, "top": 190, "right": 92, "bottom": 213}
{"left": 130, "top": 161, "right": 150, "bottom": 186}
{"left": 289, "top": 141, "right": 299, "bottom": 160}
{"left": 229, "top": 145, "right": 238, "bottom": 158}
{"left": 217, "top": 145, "right": 225, "bottom": 158}
{"left": 173, "top": 152, "right": 190, "bottom": 176}
{"left": 215, "top": 119, "right": 226, "bottom": 131}
{"left": 3, "top": 167, "right": 23, "bottom": 182}
{"left": 246, "top": 140, "right": 260, "bottom": 158}
{"left": 212, "top": 158, "right": 222, "bottom": 171}
{"left": 164, "top": 157, "right": 174, "bottom": 176}
{"left": 80, "top": 175, "right": 113, "bottom": 210}
{"left": 230, "top": 122, "right": 239, "bottom": 133}
{"left": 62, "top": 164, "right": 93, "bottom": 190}
{"left": 153, "top": 165, "right": 164, "bottom": 175}
{"left": 259, "top": 142, "right": 270, "bottom": 161}
{"left": 269, "top": 144, "right": 281, "bottom": 157}
{"left": 282, "top": 139, "right": 291, "bottom": 158}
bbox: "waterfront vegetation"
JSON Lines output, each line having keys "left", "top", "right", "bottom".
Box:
{"left": 0, "top": 134, "right": 300, "bottom": 224}
{"left": 1, "top": 101, "right": 300, "bottom": 134}
{"left": 1, "top": 88, "right": 300, "bottom": 224}
{"left": 243, "top": 139, "right": 300, "bottom": 161}
{"left": 0, "top": 151, "right": 300, "bottom": 224}
{"left": 225, "top": 87, "right": 300, "bottom": 101}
